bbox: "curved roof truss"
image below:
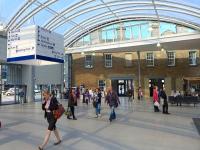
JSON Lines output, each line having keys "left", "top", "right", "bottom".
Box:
{"left": 45, "top": 0, "right": 200, "bottom": 31}
{"left": 4, "top": 0, "right": 200, "bottom": 46}
{"left": 63, "top": 6, "right": 200, "bottom": 45}
{"left": 65, "top": 15, "right": 199, "bottom": 47}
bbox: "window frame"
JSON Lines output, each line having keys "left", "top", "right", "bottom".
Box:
{"left": 167, "top": 51, "right": 176, "bottom": 66}
{"left": 146, "top": 52, "right": 154, "bottom": 67}
{"left": 98, "top": 80, "right": 106, "bottom": 91}
{"left": 104, "top": 54, "right": 112, "bottom": 68}
{"left": 84, "top": 54, "right": 93, "bottom": 69}
{"left": 189, "top": 50, "right": 197, "bottom": 66}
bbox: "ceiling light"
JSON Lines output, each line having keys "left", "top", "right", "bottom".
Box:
{"left": 157, "top": 42, "right": 161, "bottom": 47}
{"left": 81, "top": 52, "right": 85, "bottom": 55}
{"left": 161, "top": 48, "right": 165, "bottom": 51}
{"left": 92, "top": 52, "right": 95, "bottom": 56}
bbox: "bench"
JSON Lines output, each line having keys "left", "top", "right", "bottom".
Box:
{"left": 168, "top": 96, "right": 200, "bottom": 107}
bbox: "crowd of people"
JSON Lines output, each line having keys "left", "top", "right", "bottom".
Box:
{"left": 0, "top": 83, "right": 173, "bottom": 150}
{"left": 38, "top": 86, "right": 121, "bottom": 150}
{"left": 0, "top": 84, "right": 195, "bottom": 150}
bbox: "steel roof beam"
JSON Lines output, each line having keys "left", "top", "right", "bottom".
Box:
{"left": 64, "top": 5, "right": 200, "bottom": 41}
{"left": 48, "top": 0, "right": 200, "bottom": 33}
{"left": 33, "top": 0, "right": 87, "bottom": 34}
{"left": 99, "top": 0, "right": 120, "bottom": 20}
{"left": 44, "top": 0, "right": 200, "bottom": 30}
{"left": 65, "top": 15, "right": 200, "bottom": 47}
{"left": 64, "top": 5, "right": 154, "bottom": 39}
{"left": 6, "top": 0, "right": 37, "bottom": 30}
{"left": 46, "top": 1, "right": 153, "bottom": 30}
{"left": 44, "top": 0, "right": 95, "bottom": 29}
{"left": 11, "top": 0, "right": 58, "bottom": 30}
{"left": 63, "top": 6, "right": 200, "bottom": 44}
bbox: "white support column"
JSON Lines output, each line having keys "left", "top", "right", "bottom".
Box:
{"left": 22, "top": 65, "right": 35, "bottom": 103}
{"left": 60, "top": 63, "right": 64, "bottom": 99}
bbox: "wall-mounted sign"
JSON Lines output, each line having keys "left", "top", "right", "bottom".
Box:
{"left": 7, "top": 25, "right": 64, "bottom": 65}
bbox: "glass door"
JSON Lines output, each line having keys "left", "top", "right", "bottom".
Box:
{"left": 117, "top": 80, "right": 126, "bottom": 96}
{"left": 0, "top": 84, "right": 27, "bottom": 105}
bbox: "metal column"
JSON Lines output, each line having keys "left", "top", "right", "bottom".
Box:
{"left": 137, "top": 51, "right": 141, "bottom": 87}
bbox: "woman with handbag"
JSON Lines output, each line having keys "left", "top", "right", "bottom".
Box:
{"left": 153, "top": 86, "right": 160, "bottom": 112}
{"left": 67, "top": 88, "right": 77, "bottom": 120}
{"left": 38, "top": 90, "right": 61, "bottom": 150}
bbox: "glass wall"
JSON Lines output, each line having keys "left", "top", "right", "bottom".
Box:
{"left": 0, "top": 63, "right": 26, "bottom": 105}
{"left": 34, "top": 84, "right": 62, "bottom": 102}
{"left": 71, "top": 20, "right": 197, "bottom": 48}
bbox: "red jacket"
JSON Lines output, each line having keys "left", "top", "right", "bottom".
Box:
{"left": 153, "top": 89, "right": 159, "bottom": 102}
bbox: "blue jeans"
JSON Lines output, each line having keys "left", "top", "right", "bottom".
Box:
{"left": 109, "top": 106, "right": 116, "bottom": 121}
{"left": 96, "top": 103, "right": 101, "bottom": 115}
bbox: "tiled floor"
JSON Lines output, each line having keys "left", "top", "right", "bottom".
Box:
{"left": 0, "top": 97, "right": 199, "bottom": 150}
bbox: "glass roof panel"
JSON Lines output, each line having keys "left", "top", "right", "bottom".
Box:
{"left": 163, "top": 0, "right": 200, "bottom": 9}
{"left": 28, "top": 8, "right": 54, "bottom": 27}
{"left": 0, "top": 0, "right": 200, "bottom": 46}
{"left": 157, "top": 10, "right": 200, "bottom": 26}
{"left": 0, "top": 0, "right": 24, "bottom": 23}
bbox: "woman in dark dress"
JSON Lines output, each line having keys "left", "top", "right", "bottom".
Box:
{"left": 38, "top": 90, "right": 61, "bottom": 150}
{"left": 67, "top": 88, "right": 77, "bottom": 120}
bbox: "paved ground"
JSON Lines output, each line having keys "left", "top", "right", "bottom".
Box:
{"left": 0, "top": 98, "right": 199, "bottom": 150}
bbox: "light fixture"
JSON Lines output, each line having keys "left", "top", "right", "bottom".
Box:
{"left": 81, "top": 52, "right": 85, "bottom": 55}
{"left": 92, "top": 52, "right": 95, "bottom": 56}
{"left": 161, "top": 48, "right": 165, "bottom": 52}
{"left": 157, "top": 42, "right": 161, "bottom": 47}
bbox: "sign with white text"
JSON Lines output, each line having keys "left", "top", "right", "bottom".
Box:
{"left": 7, "top": 25, "right": 64, "bottom": 65}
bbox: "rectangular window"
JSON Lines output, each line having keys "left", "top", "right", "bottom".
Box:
{"left": 85, "top": 55, "right": 93, "bottom": 68}
{"left": 189, "top": 51, "right": 197, "bottom": 66}
{"left": 105, "top": 54, "right": 112, "bottom": 68}
{"left": 132, "top": 25, "right": 140, "bottom": 40}
{"left": 125, "top": 53, "right": 132, "bottom": 67}
{"left": 141, "top": 23, "right": 151, "bottom": 39}
{"left": 98, "top": 80, "right": 106, "bottom": 91}
{"left": 146, "top": 52, "right": 154, "bottom": 66}
{"left": 167, "top": 51, "right": 175, "bottom": 66}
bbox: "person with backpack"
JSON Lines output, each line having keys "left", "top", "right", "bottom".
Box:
{"left": 105, "top": 87, "right": 120, "bottom": 122}
{"left": 38, "top": 90, "right": 61, "bottom": 150}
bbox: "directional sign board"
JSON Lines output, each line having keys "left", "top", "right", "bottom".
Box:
{"left": 7, "top": 25, "right": 64, "bottom": 65}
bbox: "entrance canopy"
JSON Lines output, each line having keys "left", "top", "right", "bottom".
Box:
{"left": 0, "top": 0, "right": 200, "bottom": 48}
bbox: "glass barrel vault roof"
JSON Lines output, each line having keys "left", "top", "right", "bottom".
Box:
{"left": 0, "top": 0, "right": 200, "bottom": 47}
